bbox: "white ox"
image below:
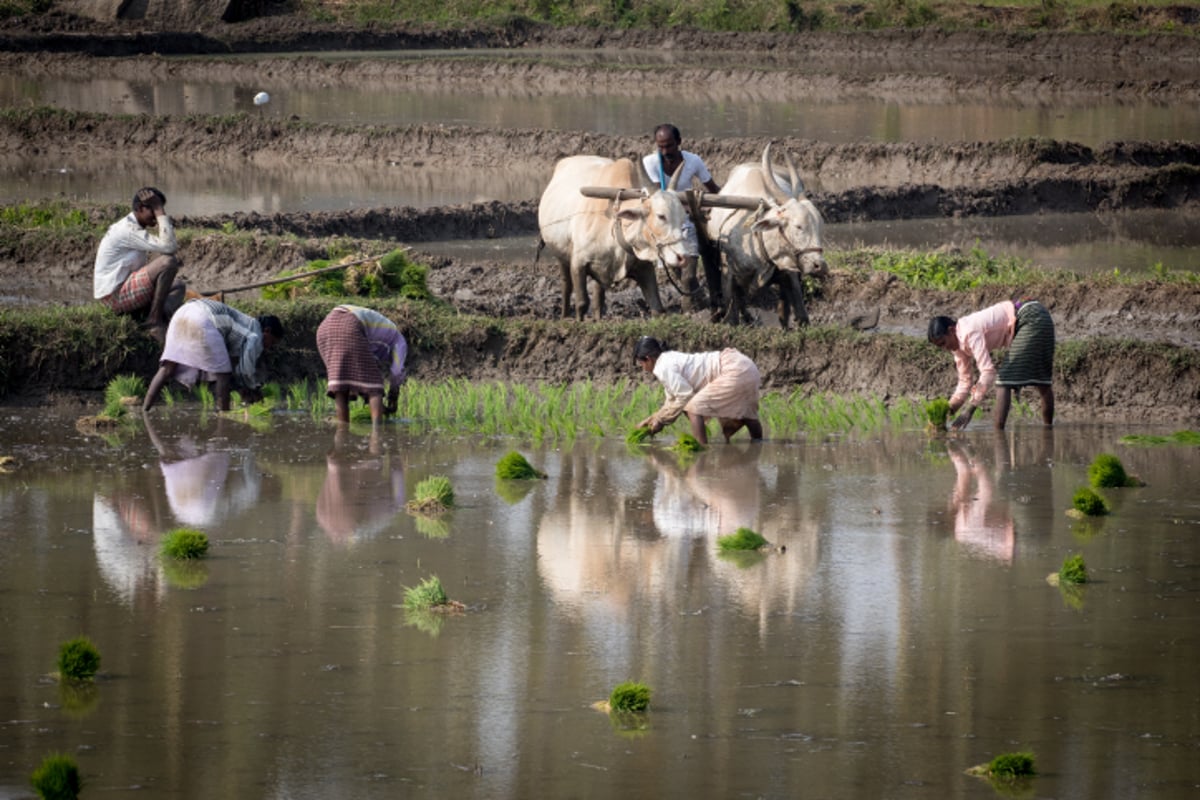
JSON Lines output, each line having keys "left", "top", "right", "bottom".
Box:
{"left": 537, "top": 155, "right": 689, "bottom": 321}
{"left": 706, "top": 144, "right": 829, "bottom": 329}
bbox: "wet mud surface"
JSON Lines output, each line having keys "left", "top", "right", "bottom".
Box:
{"left": 0, "top": 15, "right": 1197, "bottom": 421}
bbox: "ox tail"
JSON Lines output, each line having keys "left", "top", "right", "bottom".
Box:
{"left": 534, "top": 236, "right": 545, "bottom": 266}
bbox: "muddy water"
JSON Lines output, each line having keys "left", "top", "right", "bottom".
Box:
{"left": 1, "top": 408, "right": 1197, "bottom": 798}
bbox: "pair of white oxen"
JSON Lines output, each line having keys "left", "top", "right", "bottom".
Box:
{"left": 536, "top": 143, "right": 828, "bottom": 328}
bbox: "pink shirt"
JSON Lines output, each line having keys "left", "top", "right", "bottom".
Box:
{"left": 950, "top": 300, "right": 1017, "bottom": 406}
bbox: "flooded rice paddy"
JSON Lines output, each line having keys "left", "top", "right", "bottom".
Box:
{"left": 1, "top": 406, "right": 1198, "bottom": 798}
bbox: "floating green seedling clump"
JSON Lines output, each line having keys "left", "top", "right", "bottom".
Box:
{"left": 404, "top": 575, "right": 448, "bottom": 610}
{"left": 925, "top": 398, "right": 951, "bottom": 431}
{"left": 608, "top": 681, "right": 651, "bottom": 713}
{"left": 1071, "top": 487, "right": 1109, "bottom": 517}
{"left": 626, "top": 426, "right": 653, "bottom": 445}
{"left": 717, "top": 527, "right": 769, "bottom": 551}
{"left": 406, "top": 475, "right": 455, "bottom": 515}
{"left": 495, "top": 451, "right": 547, "bottom": 480}
{"left": 987, "top": 751, "right": 1036, "bottom": 778}
{"left": 161, "top": 527, "right": 209, "bottom": 560}
{"left": 670, "top": 432, "right": 705, "bottom": 454}
{"left": 57, "top": 637, "right": 101, "bottom": 683}
{"left": 1088, "top": 453, "right": 1131, "bottom": 488}
{"left": 30, "top": 753, "right": 82, "bottom": 800}
{"left": 1059, "top": 553, "right": 1088, "bottom": 585}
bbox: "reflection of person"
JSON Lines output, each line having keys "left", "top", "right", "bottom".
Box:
{"left": 316, "top": 304, "right": 408, "bottom": 424}
{"left": 643, "top": 123, "right": 722, "bottom": 312}
{"left": 93, "top": 187, "right": 186, "bottom": 342}
{"left": 144, "top": 415, "right": 260, "bottom": 528}
{"left": 633, "top": 335, "right": 763, "bottom": 444}
{"left": 316, "top": 428, "right": 405, "bottom": 543}
{"left": 646, "top": 445, "right": 762, "bottom": 538}
{"left": 947, "top": 440, "right": 1014, "bottom": 564}
{"left": 928, "top": 298, "right": 1055, "bottom": 430}
{"left": 143, "top": 299, "right": 285, "bottom": 412}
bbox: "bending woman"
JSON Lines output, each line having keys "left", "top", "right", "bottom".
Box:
{"left": 633, "top": 336, "right": 763, "bottom": 444}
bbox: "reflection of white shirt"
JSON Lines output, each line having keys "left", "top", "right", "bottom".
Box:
{"left": 92, "top": 496, "right": 163, "bottom": 605}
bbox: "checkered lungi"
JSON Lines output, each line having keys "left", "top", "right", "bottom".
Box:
{"left": 98, "top": 267, "right": 154, "bottom": 314}
{"left": 160, "top": 300, "right": 230, "bottom": 388}
{"left": 684, "top": 348, "right": 761, "bottom": 420}
{"left": 997, "top": 301, "right": 1055, "bottom": 387}
{"left": 317, "top": 307, "right": 384, "bottom": 397}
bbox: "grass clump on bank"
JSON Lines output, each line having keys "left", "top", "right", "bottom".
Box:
{"left": 161, "top": 527, "right": 209, "bottom": 559}
{"left": 495, "top": 450, "right": 546, "bottom": 479}
{"left": 260, "top": 249, "right": 429, "bottom": 301}
{"left": 30, "top": 753, "right": 82, "bottom": 800}
{"left": 56, "top": 636, "right": 101, "bottom": 683}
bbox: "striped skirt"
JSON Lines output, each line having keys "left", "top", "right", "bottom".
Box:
{"left": 317, "top": 307, "right": 383, "bottom": 397}
{"left": 997, "top": 301, "right": 1055, "bottom": 387}
{"left": 685, "top": 348, "right": 761, "bottom": 420}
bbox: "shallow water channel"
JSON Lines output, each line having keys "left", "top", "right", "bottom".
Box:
{"left": 1, "top": 407, "right": 1198, "bottom": 798}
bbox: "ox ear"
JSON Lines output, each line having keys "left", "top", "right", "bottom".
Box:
{"left": 751, "top": 214, "right": 785, "bottom": 232}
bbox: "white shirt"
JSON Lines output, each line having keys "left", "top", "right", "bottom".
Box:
{"left": 643, "top": 151, "right": 713, "bottom": 191}
{"left": 652, "top": 350, "right": 722, "bottom": 423}
{"left": 93, "top": 212, "right": 178, "bottom": 299}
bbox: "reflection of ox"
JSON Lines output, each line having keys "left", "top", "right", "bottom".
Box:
{"left": 706, "top": 144, "right": 829, "bottom": 329}
{"left": 536, "top": 155, "right": 689, "bottom": 321}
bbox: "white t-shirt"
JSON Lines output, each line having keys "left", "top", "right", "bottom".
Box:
{"left": 643, "top": 150, "right": 713, "bottom": 191}
{"left": 93, "top": 212, "right": 178, "bottom": 298}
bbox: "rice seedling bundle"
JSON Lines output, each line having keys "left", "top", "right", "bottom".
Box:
{"left": 161, "top": 527, "right": 210, "bottom": 559}
{"left": 57, "top": 637, "right": 101, "bottom": 682}
{"left": 30, "top": 754, "right": 82, "bottom": 800}
{"left": 717, "top": 527, "right": 768, "bottom": 551}
{"left": 608, "top": 681, "right": 651, "bottom": 713}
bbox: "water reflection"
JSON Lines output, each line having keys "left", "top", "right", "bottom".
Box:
{"left": 146, "top": 415, "right": 262, "bottom": 528}
{"left": 946, "top": 438, "right": 1015, "bottom": 564}
{"left": 315, "top": 427, "right": 405, "bottom": 544}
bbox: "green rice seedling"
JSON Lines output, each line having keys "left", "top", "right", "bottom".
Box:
{"left": 1118, "top": 429, "right": 1200, "bottom": 446}
{"left": 1088, "top": 453, "right": 1130, "bottom": 488}
{"left": 403, "top": 575, "right": 448, "bottom": 610}
{"left": 348, "top": 402, "right": 373, "bottom": 423}
{"left": 987, "top": 751, "right": 1036, "bottom": 779}
{"left": 406, "top": 475, "right": 455, "bottom": 515}
{"left": 56, "top": 636, "right": 100, "bottom": 683}
{"left": 608, "top": 681, "right": 651, "bottom": 713}
{"left": 495, "top": 451, "right": 546, "bottom": 480}
{"left": 287, "top": 381, "right": 309, "bottom": 411}
{"left": 161, "top": 527, "right": 209, "bottom": 560}
{"left": 162, "top": 387, "right": 177, "bottom": 407}
{"left": 103, "top": 374, "right": 146, "bottom": 418}
{"left": 1072, "top": 487, "right": 1109, "bottom": 517}
{"left": 717, "top": 527, "right": 768, "bottom": 551}
{"left": 626, "top": 426, "right": 653, "bottom": 445}
{"left": 670, "top": 432, "right": 705, "bottom": 454}
{"left": 195, "top": 382, "right": 215, "bottom": 410}
{"left": 1059, "top": 553, "right": 1088, "bottom": 585}
{"left": 30, "top": 753, "right": 82, "bottom": 800}
{"left": 925, "top": 398, "right": 951, "bottom": 430}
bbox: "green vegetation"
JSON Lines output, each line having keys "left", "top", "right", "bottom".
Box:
{"left": 57, "top": 637, "right": 101, "bottom": 683}
{"left": 608, "top": 681, "right": 651, "bottom": 713}
{"left": 103, "top": 374, "right": 146, "bottom": 418}
{"left": 836, "top": 245, "right": 1037, "bottom": 291}
{"left": 407, "top": 475, "right": 455, "bottom": 514}
{"left": 404, "top": 575, "right": 449, "bottom": 610}
{"left": 161, "top": 527, "right": 210, "bottom": 560}
{"left": 626, "top": 426, "right": 653, "bottom": 445}
{"left": 925, "top": 397, "right": 951, "bottom": 429}
{"left": 717, "top": 527, "right": 768, "bottom": 551}
{"left": 29, "top": 753, "right": 81, "bottom": 800}
{"left": 260, "top": 248, "right": 430, "bottom": 301}
{"left": 670, "top": 432, "right": 705, "bottom": 454}
{"left": 1119, "top": 430, "right": 1200, "bottom": 446}
{"left": 1058, "top": 553, "right": 1088, "bottom": 584}
{"left": 1072, "top": 487, "right": 1109, "bottom": 516}
{"left": 987, "top": 751, "right": 1036, "bottom": 779}
{"left": 1, "top": 199, "right": 90, "bottom": 229}
{"left": 1088, "top": 453, "right": 1133, "bottom": 488}
{"left": 495, "top": 450, "right": 547, "bottom": 479}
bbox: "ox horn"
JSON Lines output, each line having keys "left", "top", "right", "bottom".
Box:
{"left": 635, "top": 155, "right": 658, "bottom": 192}
{"left": 761, "top": 142, "right": 790, "bottom": 205}
{"left": 667, "top": 162, "right": 684, "bottom": 192}
{"left": 783, "top": 150, "right": 805, "bottom": 198}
